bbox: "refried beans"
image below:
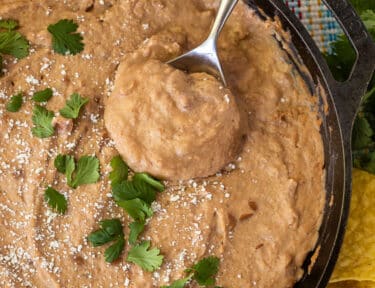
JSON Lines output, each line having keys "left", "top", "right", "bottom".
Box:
{"left": 0, "top": 0, "right": 325, "bottom": 287}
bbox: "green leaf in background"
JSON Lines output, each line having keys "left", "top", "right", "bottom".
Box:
{"left": 349, "top": 1, "right": 375, "bottom": 14}
{"left": 325, "top": 1, "right": 375, "bottom": 174}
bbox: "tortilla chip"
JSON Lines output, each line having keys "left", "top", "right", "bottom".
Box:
{"left": 330, "top": 169, "right": 375, "bottom": 283}
{"left": 328, "top": 281, "right": 375, "bottom": 288}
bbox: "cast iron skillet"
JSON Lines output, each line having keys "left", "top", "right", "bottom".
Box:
{"left": 244, "top": 0, "right": 375, "bottom": 287}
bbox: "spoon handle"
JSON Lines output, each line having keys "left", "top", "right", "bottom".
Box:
{"left": 209, "top": 0, "right": 239, "bottom": 41}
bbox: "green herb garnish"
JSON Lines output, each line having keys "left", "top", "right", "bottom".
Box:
{"left": 162, "top": 256, "right": 221, "bottom": 288}
{"left": 87, "top": 219, "right": 125, "bottom": 263}
{"left": 128, "top": 221, "right": 145, "bottom": 245}
{"left": 59, "top": 93, "right": 88, "bottom": 119}
{"left": 32, "top": 88, "right": 53, "bottom": 102}
{"left": 161, "top": 277, "right": 192, "bottom": 288}
{"left": 117, "top": 198, "right": 153, "bottom": 222}
{"left": 47, "top": 19, "right": 84, "bottom": 55}
{"left": 186, "top": 256, "right": 220, "bottom": 286}
{"left": 44, "top": 187, "right": 67, "bottom": 214}
{"left": 0, "top": 19, "right": 19, "bottom": 31}
{"left": 6, "top": 92, "right": 23, "bottom": 112}
{"left": 31, "top": 105, "right": 55, "bottom": 138}
{"left": 127, "top": 240, "right": 164, "bottom": 272}
{"left": 0, "top": 19, "right": 29, "bottom": 64}
{"left": 54, "top": 154, "right": 100, "bottom": 188}
{"left": 109, "top": 155, "right": 128, "bottom": 186}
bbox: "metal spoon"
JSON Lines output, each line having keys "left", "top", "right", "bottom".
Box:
{"left": 167, "top": 0, "right": 239, "bottom": 86}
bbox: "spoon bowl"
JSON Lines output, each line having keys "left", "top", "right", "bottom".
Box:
{"left": 167, "top": 0, "right": 239, "bottom": 86}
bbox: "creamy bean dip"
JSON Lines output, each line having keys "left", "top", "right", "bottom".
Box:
{"left": 0, "top": 0, "right": 325, "bottom": 288}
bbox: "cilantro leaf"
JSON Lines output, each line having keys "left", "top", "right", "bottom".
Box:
{"left": 70, "top": 155, "right": 100, "bottom": 188}
{"left": 64, "top": 155, "right": 76, "bottom": 186}
{"left": 44, "top": 187, "right": 67, "bottom": 214}
{"left": 88, "top": 229, "right": 114, "bottom": 247}
{"left": 100, "top": 218, "right": 123, "bottom": 237}
{"left": 117, "top": 198, "right": 153, "bottom": 222}
{"left": 109, "top": 155, "right": 128, "bottom": 186}
{"left": 133, "top": 173, "right": 165, "bottom": 192}
{"left": 88, "top": 219, "right": 125, "bottom": 263}
{"left": 31, "top": 105, "right": 55, "bottom": 138}
{"left": 0, "top": 30, "right": 29, "bottom": 59}
{"left": 112, "top": 180, "right": 156, "bottom": 205}
{"left": 32, "top": 88, "right": 53, "bottom": 102}
{"left": 161, "top": 277, "right": 192, "bottom": 288}
{"left": 127, "top": 240, "right": 164, "bottom": 272}
{"left": 88, "top": 218, "right": 123, "bottom": 247}
{"left": 111, "top": 172, "right": 163, "bottom": 205}
{"left": 59, "top": 93, "right": 88, "bottom": 119}
{"left": 6, "top": 92, "right": 23, "bottom": 112}
{"left": 54, "top": 154, "right": 73, "bottom": 174}
{"left": 186, "top": 256, "right": 220, "bottom": 286}
{"left": 54, "top": 154, "right": 99, "bottom": 188}
{"left": 47, "top": 19, "right": 84, "bottom": 55}
{"left": 128, "top": 221, "right": 145, "bottom": 245}
{"left": 105, "top": 236, "right": 125, "bottom": 263}
{"left": 0, "top": 19, "right": 19, "bottom": 31}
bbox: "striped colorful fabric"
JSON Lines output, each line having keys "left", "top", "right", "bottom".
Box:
{"left": 283, "top": 0, "right": 342, "bottom": 53}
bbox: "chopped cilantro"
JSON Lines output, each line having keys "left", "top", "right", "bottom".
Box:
{"left": 186, "top": 256, "right": 220, "bottom": 286}
{"left": 6, "top": 92, "right": 23, "bottom": 112}
{"left": 47, "top": 19, "right": 84, "bottom": 55}
{"left": 112, "top": 179, "right": 156, "bottom": 204}
{"left": 128, "top": 221, "right": 145, "bottom": 245}
{"left": 0, "top": 19, "right": 19, "bottom": 31}
{"left": 117, "top": 198, "right": 153, "bottom": 222}
{"left": 127, "top": 240, "right": 164, "bottom": 272}
{"left": 32, "top": 88, "right": 53, "bottom": 102}
{"left": 0, "top": 19, "right": 29, "bottom": 75}
{"left": 31, "top": 105, "right": 55, "bottom": 138}
{"left": 163, "top": 256, "right": 221, "bottom": 288}
{"left": 133, "top": 173, "right": 165, "bottom": 192}
{"left": 161, "top": 277, "right": 192, "bottom": 288}
{"left": 87, "top": 218, "right": 125, "bottom": 263}
{"left": 59, "top": 93, "right": 88, "bottom": 119}
{"left": 54, "top": 154, "right": 100, "bottom": 188}
{"left": 105, "top": 236, "right": 125, "bottom": 263}
{"left": 109, "top": 155, "right": 128, "bottom": 186}
{"left": 70, "top": 155, "right": 100, "bottom": 188}
{"left": 44, "top": 187, "right": 67, "bottom": 214}
{"left": 0, "top": 30, "right": 29, "bottom": 59}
